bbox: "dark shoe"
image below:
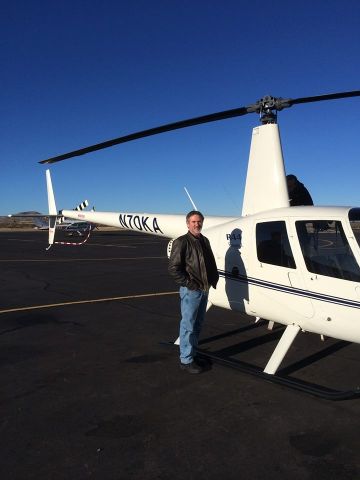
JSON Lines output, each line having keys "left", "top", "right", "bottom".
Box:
{"left": 194, "top": 355, "right": 211, "bottom": 368}
{"left": 180, "top": 361, "right": 203, "bottom": 374}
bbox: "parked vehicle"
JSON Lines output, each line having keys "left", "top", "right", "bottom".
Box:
{"left": 64, "top": 222, "right": 91, "bottom": 237}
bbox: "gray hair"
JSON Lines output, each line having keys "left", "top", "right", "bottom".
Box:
{"left": 186, "top": 210, "right": 204, "bottom": 221}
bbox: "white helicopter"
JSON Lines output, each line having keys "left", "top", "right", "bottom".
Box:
{"left": 39, "top": 90, "right": 360, "bottom": 397}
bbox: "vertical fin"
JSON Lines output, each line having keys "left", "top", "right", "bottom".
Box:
{"left": 46, "top": 170, "right": 57, "bottom": 248}
{"left": 46, "top": 169, "right": 57, "bottom": 215}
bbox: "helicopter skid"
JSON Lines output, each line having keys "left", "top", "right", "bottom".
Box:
{"left": 159, "top": 339, "right": 359, "bottom": 400}
{"left": 195, "top": 349, "right": 360, "bottom": 401}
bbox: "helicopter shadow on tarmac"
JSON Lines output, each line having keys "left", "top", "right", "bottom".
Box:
{"left": 197, "top": 320, "right": 355, "bottom": 398}
{"left": 199, "top": 321, "right": 350, "bottom": 374}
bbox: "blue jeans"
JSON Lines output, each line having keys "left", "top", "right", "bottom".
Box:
{"left": 179, "top": 286, "right": 209, "bottom": 364}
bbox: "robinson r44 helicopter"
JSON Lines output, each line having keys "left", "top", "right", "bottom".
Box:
{"left": 39, "top": 90, "right": 360, "bottom": 398}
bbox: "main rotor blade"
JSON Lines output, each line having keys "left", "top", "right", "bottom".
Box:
{"left": 39, "top": 105, "right": 249, "bottom": 164}
{"left": 289, "top": 90, "right": 360, "bottom": 106}
{"left": 39, "top": 89, "right": 360, "bottom": 164}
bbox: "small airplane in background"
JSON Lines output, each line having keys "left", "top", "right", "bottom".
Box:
{"left": 9, "top": 201, "right": 93, "bottom": 233}
{"left": 5, "top": 211, "right": 48, "bottom": 229}
{"left": 35, "top": 90, "right": 360, "bottom": 398}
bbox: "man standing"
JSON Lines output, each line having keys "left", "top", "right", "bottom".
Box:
{"left": 168, "top": 211, "right": 219, "bottom": 374}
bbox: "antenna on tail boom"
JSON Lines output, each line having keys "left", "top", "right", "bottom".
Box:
{"left": 184, "top": 187, "right": 198, "bottom": 210}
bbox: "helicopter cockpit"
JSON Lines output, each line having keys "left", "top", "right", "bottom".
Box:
{"left": 254, "top": 208, "right": 360, "bottom": 283}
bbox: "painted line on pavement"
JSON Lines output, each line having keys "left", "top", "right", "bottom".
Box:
{"left": 0, "top": 256, "right": 166, "bottom": 263}
{"left": 0, "top": 291, "right": 178, "bottom": 315}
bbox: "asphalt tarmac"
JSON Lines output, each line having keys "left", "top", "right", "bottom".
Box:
{"left": 1, "top": 229, "right": 359, "bottom": 480}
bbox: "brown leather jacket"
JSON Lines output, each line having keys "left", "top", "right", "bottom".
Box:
{"left": 168, "top": 232, "right": 219, "bottom": 290}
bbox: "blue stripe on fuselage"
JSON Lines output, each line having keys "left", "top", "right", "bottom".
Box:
{"left": 218, "top": 269, "right": 360, "bottom": 309}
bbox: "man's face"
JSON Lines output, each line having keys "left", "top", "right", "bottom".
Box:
{"left": 187, "top": 214, "right": 203, "bottom": 237}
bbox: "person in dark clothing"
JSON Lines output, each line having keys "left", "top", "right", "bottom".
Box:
{"left": 286, "top": 174, "right": 313, "bottom": 206}
{"left": 168, "top": 210, "right": 219, "bottom": 374}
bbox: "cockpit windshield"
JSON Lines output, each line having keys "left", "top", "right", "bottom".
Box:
{"left": 349, "top": 208, "right": 360, "bottom": 248}
{"left": 296, "top": 219, "right": 360, "bottom": 282}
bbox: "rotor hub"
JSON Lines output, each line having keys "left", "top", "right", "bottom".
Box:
{"left": 247, "top": 96, "right": 292, "bottom": 125}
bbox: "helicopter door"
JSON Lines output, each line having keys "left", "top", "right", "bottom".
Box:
{"left": 249, "top": 220, "right": 314, "bottom": 322}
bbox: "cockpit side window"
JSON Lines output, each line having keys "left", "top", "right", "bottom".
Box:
{"left": 256, "top": 221, "right": 296, "bottom": 268}
{"left": 296, "top": 220, "right": 360, "bottom": 282}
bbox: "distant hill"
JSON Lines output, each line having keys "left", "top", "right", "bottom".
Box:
{"left": 15, "top": 211, "right": 43, "bottom": 215}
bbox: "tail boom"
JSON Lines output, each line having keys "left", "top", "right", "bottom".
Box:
{"left": 60, "top": 210, "right": 236, "bottom": 239}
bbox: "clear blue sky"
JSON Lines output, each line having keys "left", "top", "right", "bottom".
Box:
{"left": 1, "top": 0, "right": 360, "bottom": 216}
